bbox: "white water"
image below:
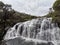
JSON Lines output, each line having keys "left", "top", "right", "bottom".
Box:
{"left": 4, "top": 18, "right": 60, "bottom": 45}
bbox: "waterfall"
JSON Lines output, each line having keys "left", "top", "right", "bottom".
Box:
{"left": 4, "top": 18, "right": 60, "bottom": 45}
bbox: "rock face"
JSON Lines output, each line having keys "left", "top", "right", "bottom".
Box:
{"left": 3, "top": 18, "right": 60, "bottom": 45}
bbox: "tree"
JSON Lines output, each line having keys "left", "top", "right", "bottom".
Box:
{"left": 0, "top": 1, "right": 4, "bottom": 8}
{"left": 53, "top": 0, "right": 60, "bottom": 11}
{"left": 0, "top": 1, "right": 14, "bottom": 40}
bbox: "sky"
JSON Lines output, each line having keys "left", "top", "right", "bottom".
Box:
{"left": 0, "top": 0, "right": 56, "bottom": 16}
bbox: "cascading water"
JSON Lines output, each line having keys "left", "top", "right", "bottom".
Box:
{"left": 3, "top": 18, "right": 60, "bottom": 45}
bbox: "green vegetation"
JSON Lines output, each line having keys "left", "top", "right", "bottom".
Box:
{"left": 52, "top": 0, "right": 60, "bottom": 27}
{"left": 53, "top": 0, "right": 60, "bottom": 11}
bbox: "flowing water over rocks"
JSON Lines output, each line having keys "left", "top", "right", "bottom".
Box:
{"left": 3, "top": 18, "right": 60, "bottom": 45}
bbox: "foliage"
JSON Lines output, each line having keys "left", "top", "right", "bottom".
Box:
{"left": 53, "top": 0, "right": 60, "bottom": 11}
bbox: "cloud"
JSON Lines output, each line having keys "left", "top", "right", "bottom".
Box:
{"left": 0, "top": 0, "right": 56, "bottom": 16}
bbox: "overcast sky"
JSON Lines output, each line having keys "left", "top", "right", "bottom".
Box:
{"left": 0, "top": 0, "right": 56, "bottom": 16}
